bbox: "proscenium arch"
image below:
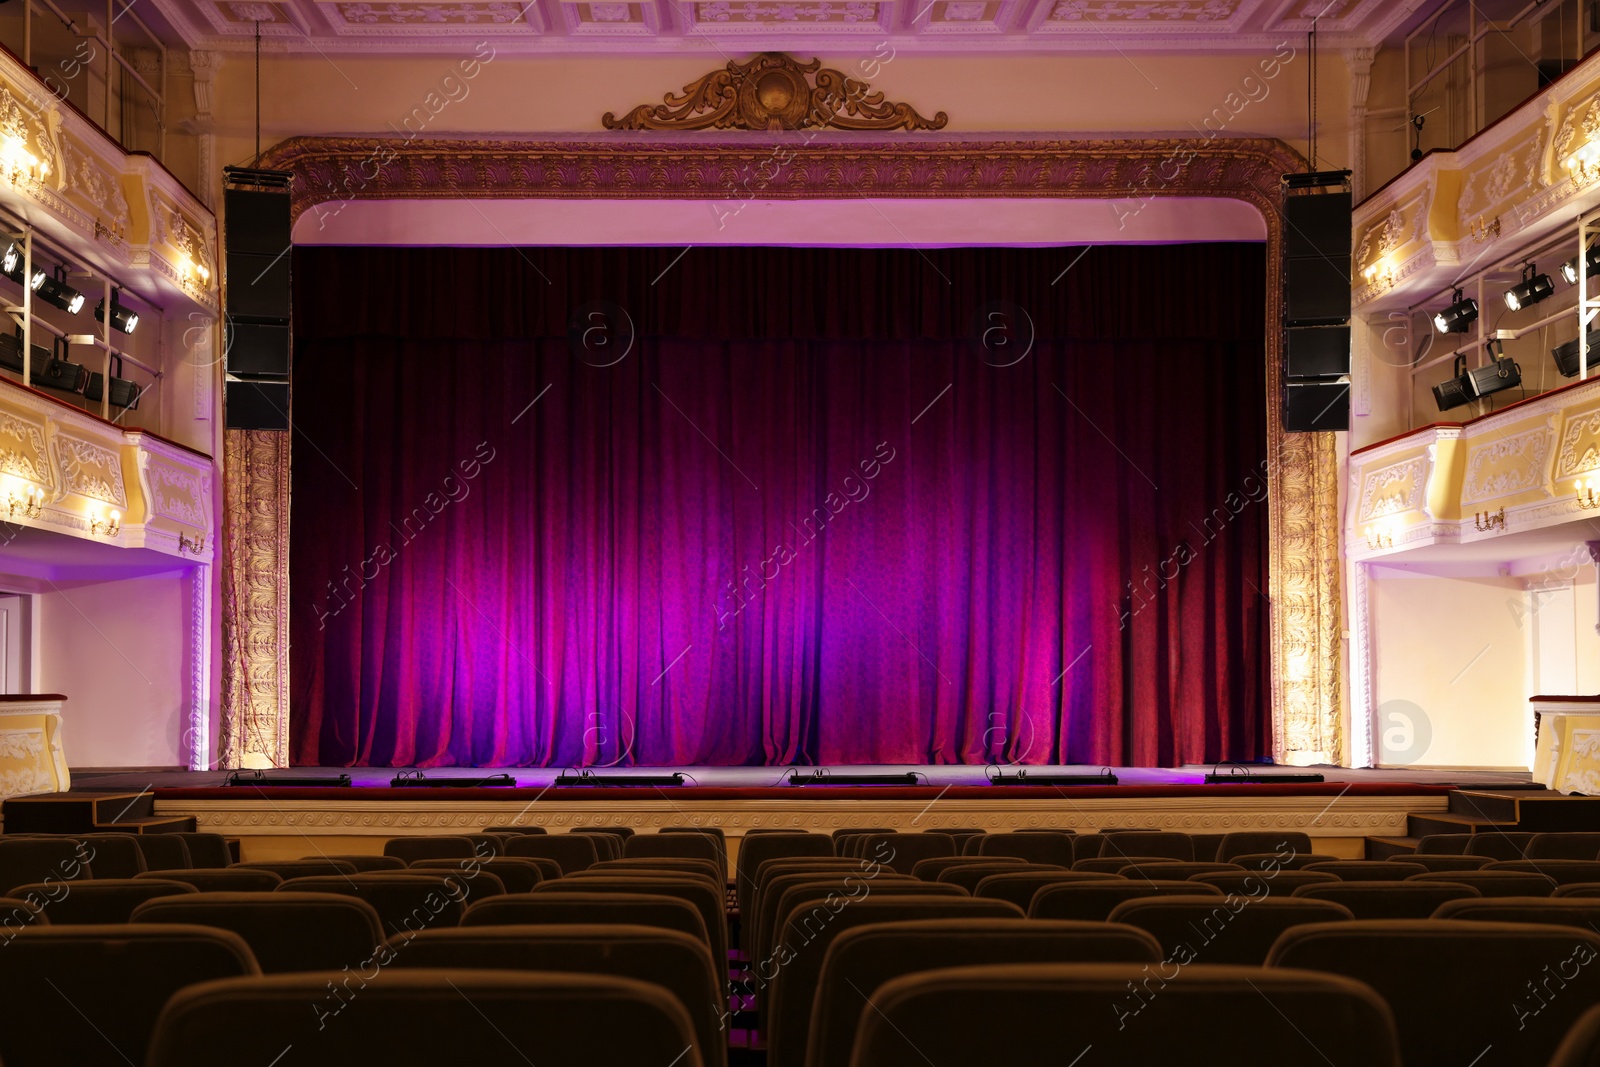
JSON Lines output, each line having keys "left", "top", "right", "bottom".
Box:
{"left": 219, "top": 134, "right": 1341, "bottom": 770}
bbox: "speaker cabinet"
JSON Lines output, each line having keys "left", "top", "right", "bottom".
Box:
{"left": 224, "top": 188, "right": 291, "bottom": 255}
{"left": 1284, "top": 380, "right": 1349, "bottom": 433}
{"left": 225, "top": 320, "right": 290, "bottom": 378}
{"left": 225, "top": 251, "right": 291, "bottom": 321}
{"left": 1286, "top": 325, "right": 1351, "bottom": 380}
{"left": 226, "top": 380, "right": 289, "bottom": 430}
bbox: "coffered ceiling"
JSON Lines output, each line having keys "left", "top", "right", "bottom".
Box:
{"left": 140, "top": 0, "right": 1438, "bottom": 54}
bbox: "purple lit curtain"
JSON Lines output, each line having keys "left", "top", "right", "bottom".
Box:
{"left": 289, "top": 244, "right": 1268, "bottom": 768}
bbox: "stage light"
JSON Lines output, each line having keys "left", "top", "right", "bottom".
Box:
{"left": 1553, "top": 331, "right": 1600, "bottom": 377}
{"left": 224, "top": 770, "right": 354, "bottom": 787}
{"left": 1202, "top": 771, "right": 1326, "bottom": 784}
{"left": 1562, "top": 244, "right": 1600, "bottom": 284}
{"left": 1434, "top": 288, "right": 1477, "bottom": 334}
{"left": 30, "top": 268, "right": 83, "bottom": 314}
{"left": 390, "top": 771, "right": 517, "bottom": 788}
{"left": 0, "top": 242, "right": 21, "bottom": 283}
{"left": 786, "top": 771, "right": 921, "bottom": 786}
{"left": 1504, "top": 264, "right": 1554, "bottom": 311}
{"left": 987, "top": 768, "right": 1120, "bottom": 786}
{"left": 1466, "top": 340, "right": 1522, "bottom": 400}
{"left": 554, "top": 770, "right": 686, "bottom": 787}
{"left": 95, "top": 289, "right": 137, "bottom": 334}
{"left": 1433, "top": 355, "right": 1475, "bottom": 411}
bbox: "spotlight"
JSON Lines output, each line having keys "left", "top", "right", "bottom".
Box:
{"left": 95, "top": 289, "right": 137, "bottom": 334}
{"left": 1504, "top": 264, "right": 1555, "bottom": 310}
{"left": 1465, "top": 339, "right": 1522, "bottom": 400}
{"left": 1553, "top": 331, "right": 1600, "bottom": 377}
{"left": 0, "top": 242, "right": 20, "bottom": 283}
{"left": 30, "top": 268, "right": 83, "bottom": 314}
{"left": 1434, "top": 288, "right": 1478, "bottom": 335}
{"left": 1563, "top": 244, "right": 1600, "bottom": 284}
{"left": 1434, "top": 355, "right": 1475, "bottom": 412}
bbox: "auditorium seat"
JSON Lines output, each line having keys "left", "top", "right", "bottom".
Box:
{"left": 387, "top": 924, "right": 727, "bottom": 1067}
{"left": 323, "top": 854, "right": 408, "bottom": 872}
{"left": 1432, "top": 897, "right": 1600, "bottom": 926}
{"left": 1303, "top": 860, "right": 1428, "bottom": 881}
{"left": 594, "top": 857, "right": 724, "bottom": 884}
{"left": 626, "top": 832, "right": 723, "bottom": 869}
{"left": 1216, "top": 831, "right": 1314, "bottom": 863}
{"left": 1463, "top": 832, "right": 1535, "bottom": 860}
{"left": 382, "top": 835, "right": 478, "bottom": 863}
{"left": 752, "top": 864, "right": 889, "bottom": 954}
{"left": 533, "top": 875, "right": 727, "bottom": 972}
{"left": 804, "top": 918, "right": 1162, "bottom": 1067}
{"left": 8, "top": 877, "right": 194, "bottom": 924}
{"left": 1269, "top": 920, "right": 1600, "bottom": 1067}
{"left": 1072, "top": 856, "right": 1181, "bottom": 874}
{"left": 757, "top": 876, "right": 936, "bottom": 975}
{"left": 1549, "top": 1003, "right": 1600, "bottom": 1067}
{"left": 131, "top": 891, "right": 384, "bottom": 973}
{"left": 1398, "top": 854, "right": 1491, "bottom": 873}
{"left": 0, "top": 924, "right": 259, "bottom": 1067}
{"left": 0, "top": 837, "right": 92, "bottom": 894}
{"left": 765, "top": 895, "right": 1025, "bottom": 1066}
{"left": 234, "top": 858, "right": 357, "bottom": 880}
{"left": 1415, "top": 834, "right": 1472, "bottom": 854}
{"left": 174, "top": 833, "right": 234, "bottom": 868}
{"left": 973, "top": 870, "right": 1122, "bottom": 911}
{"left": 1291, "top": 881, "right": 1479, "bottom": 919}
{"left": 1487, "top": 860, "right": 1600, "bottom": 884}
{"left": 1189, "top": 869, "right": 1339, "bottom": 894}
{"left": 411, "top": 856, "right": 546, "bottom": 893}
{"left": 78, "top": 834, "right": 147, "bottom": 879}
{"left": 911, "top": 855, "right": 1027, "bottom": 881}
{"left": 1228, "top": 851, "right": 1341, "bottom": 871}
{"left": 1107, "top": 896, "right": 1354, "bottom": 965}
{"left": 937, "top": 861, "right": 1063, "bottom": 893}
{"left": 1407, "top": 870, "right": 1557, "bottom": 897}
{"left": 850, "top": 963, "right": 1400, "bottom": 1067}
{"left": 856, "top": 832, "right": 956, "bottom": 875}
{"left": 1525, "top": 833, "right": 1600, "bottom": 860}
{"left": 1028, "top": 881, "right": 1224, "bottom": 921}
{"left": 137, "top": 867, "right": 282, "bottom": 892}
{"left": 277, "top": 873, "right": 486, "bottom": 934}
{"left": 1116, "top": 861, "right": 1243, "bottom": 880}
{"left": 482, "top": 824, "right": 547, "bottom": 834}
{"left": 0, "top": 894, "right": 47, "bottom": 931}
{"left": 1099, "top": 831, "right": 1193, "bottom": 861}
{"left": 1190, "top": 834, "right": 1226, "bottom": 862}
{"left": 507, "top": 833, "right": 599, "bottom": 874}
{"left": 661, "top": 827, "right": 727, "bottom": 869}
{"left": 145, "top": 970, "right": 705, "bottom": 1067}
{"left": 976, "top": 832, "right": 1076, "bottom": 867}
{"left": 461, "top": 890, "right": 710, "bottom": 948}
{"left": 733, "top": 832, "right": 832, "bottom": 947}
{"left": 571, "top": 829, "right": 625, "bottom": 861}
{"left": 129, "top": 835, "right": 191, "bottom": 872}
{"left": 1556, "top": 883, "right": 1600, "bottom": 897}
{"left": 835, "top": 830, "right": 897, "bottom": 858}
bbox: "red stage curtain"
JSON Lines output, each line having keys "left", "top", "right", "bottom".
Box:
{"left": 288, "top": 245, "right": 1268, "bottom": 768}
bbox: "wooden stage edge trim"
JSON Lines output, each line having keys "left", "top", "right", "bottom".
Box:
{"left": 153, "top": 794, "right": 1448, "bottom": 859}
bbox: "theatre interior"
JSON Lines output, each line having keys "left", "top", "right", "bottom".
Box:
{"left": 19, "top": 0, "right": 1600, "bottom": 1064}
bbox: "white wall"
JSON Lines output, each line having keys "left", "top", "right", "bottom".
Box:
{"left": 1371, "top": 571, "right": 1531, "bottom": 769}
{"left": 39, "top": 570, "right": 193, "bottom": 769}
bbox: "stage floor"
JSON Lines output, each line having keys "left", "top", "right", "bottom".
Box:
{"left": 70, "top": 764, "right": 1537, "bottom": 792}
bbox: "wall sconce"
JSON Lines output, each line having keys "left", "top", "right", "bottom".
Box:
{"left": 178, "top": 531, "right": 205, "bottom": 555}
{"left": 89, "top": 509, "right": 120, "bottom": 538}
{"left": 5, "top": 485, "right": 42, "bottom": 520}
{"left": 1569, "top": 140, "right": 1600, "bottom": 182}
{"left": 1470, "top": 215, "right": 1501, "bottom": 243}
{"left": 0, "top": 132, "right": 46, "bottom": 185}
{"left": 1578, "top": 475, "right": 1600, "bottom": 510}
{"left": 1366, "top": 524, "right": 1395, "bottom": 550}
{"left": 1474, "top": 507, "right": 1506, "bottom": 531}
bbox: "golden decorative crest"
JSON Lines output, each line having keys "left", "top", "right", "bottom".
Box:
{"left": 602, "top": 52, "right": 947, "bottom": 133}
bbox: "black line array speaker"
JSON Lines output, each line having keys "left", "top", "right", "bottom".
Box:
{"left": 1282, "top": 174, "right": 1352, "bottom": 432}
{"left": 222, "top": 167, "right": 293, "bottom": 431}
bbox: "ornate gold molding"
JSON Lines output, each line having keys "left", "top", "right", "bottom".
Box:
{"left": 219, "top": 429, "right": 290, "bottom": 769}
{"left": 248, "top": 134, "right": 1341, "bottom": 767}
{"left": 601, "top": 52, "right": 947, "bottom": 132}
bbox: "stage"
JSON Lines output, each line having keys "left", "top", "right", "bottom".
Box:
{"left": 47, "top": 765, "right": 1541, "bottom": 864}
